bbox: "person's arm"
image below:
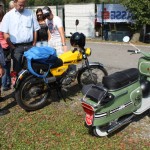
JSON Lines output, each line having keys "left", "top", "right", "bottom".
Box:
{"left": 3, "top": 33, "right": 15, "bottom": 49}
{"left": 32, "top": 12, "right": 40, "bottom": 46}
{"left": 58, "top": 27, "right": 67, "bottom": 52}
{"left": 47, "top": 29, "right": 51, "bottom": 41}
{"left": 33, "top": 31, "right": 37, "bottom": 46}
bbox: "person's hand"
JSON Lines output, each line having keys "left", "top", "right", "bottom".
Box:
{"left": 32, "top": 42, "right": 36, "bottom": 46}
{"left": 63, "top": 45, "right": 68, "bottom": 53}
{"left": 10, "top": 45, "right": 16, "bottom": 50}
{"left": 0, "top": 67, "right": 5, "bottom": 78}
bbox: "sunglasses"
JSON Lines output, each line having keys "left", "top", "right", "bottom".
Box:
{"left": 43, "top": 13, "right": 50, "bottom": 18}
{"left": 37, "top": 14, "right": 43, "bottom": 17}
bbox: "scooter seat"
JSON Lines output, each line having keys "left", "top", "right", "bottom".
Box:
{"left": 102, "top": 68, "right": 139, "bottom": 90}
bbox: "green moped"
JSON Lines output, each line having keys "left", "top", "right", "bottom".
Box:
{"left": 81, "top": 36, "right": 150, "bottom": 137}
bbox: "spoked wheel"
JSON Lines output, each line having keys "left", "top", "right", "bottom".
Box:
{"left": 15, "top": 75, "right": 50, "bottom": 111}
{"left": 93, "top": 126, "right": 108, "bottom": 137}
{"left": 77, "top": 65, "right": 108, "bottom": 87}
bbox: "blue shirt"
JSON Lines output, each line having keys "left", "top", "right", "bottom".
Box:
{"left": 0, "top": 8, "right": 40, "bottom": 44}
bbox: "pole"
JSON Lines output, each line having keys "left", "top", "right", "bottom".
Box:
{"left": 101, "top": 2, "right": 104, "bottom": 40}
{"left": 56, "top": 0, "right": 58, "bottom": 16}
{"left": 56, "top": 5, "right": 58, "bottom": 16}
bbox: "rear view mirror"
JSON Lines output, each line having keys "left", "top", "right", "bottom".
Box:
{"left": 75, "top": 19, "right": 79, "bottom": 26}
{"left": 123, "top": 36, "right": 130, "bottom": 43}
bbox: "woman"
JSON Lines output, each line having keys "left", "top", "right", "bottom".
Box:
{"left": 43, "top": 6, "right": 67, "bottom": 56}
{"left": 36, "top": 8, "right": 51, "bottom": 47}
{"left": 0, "top": 9, "right": 11, "bottom": 91}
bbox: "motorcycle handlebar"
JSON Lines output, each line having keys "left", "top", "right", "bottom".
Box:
{"left": 128, "top": 50, "right": 135, "bottom": 52}
{"left": 128, "top": 49, "right": 140, "bottom": 54}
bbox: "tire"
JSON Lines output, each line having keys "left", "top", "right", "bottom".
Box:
{"left": 93, "top": 126, "right": 108, "bottom": 137}
{"left": 15, "top": 75, "right": 50, "bottom": 111}
{"left": 77, "top": 65, "right": 108, "bottom": 87}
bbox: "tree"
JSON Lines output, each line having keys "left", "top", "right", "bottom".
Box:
{"left": 121, "top": 0, "right": 150, "bottom": 29}
{"left": 120, "top": 0, "right": 150, "bottom": 42}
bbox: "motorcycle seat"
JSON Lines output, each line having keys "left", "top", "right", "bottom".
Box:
{"left": 31, "top": 58, "right": 63, "bottom": 71}
{"left": 102, "top": 68, "right": 139, "bottom": 90}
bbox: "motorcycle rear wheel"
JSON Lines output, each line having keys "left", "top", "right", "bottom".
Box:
{"left": 15, "top": 75, "right": 50, "bottom": 111}
{"left": 93, "top": 126, "right": 108, "bottom": 137}
{"left": 77, "top": 65, "right": 108, "bottom": 87}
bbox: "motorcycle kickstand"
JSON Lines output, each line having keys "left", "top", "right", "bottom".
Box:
{"left": 56, "top": 87, "right": 66, "bottom": 102}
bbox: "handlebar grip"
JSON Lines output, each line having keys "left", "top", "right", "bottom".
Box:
{"left": 128, "top": 50, "right": 135, "bottom": 52}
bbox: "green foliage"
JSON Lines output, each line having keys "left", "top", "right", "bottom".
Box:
{"left": 121, "top": 0, "right": 150, "bottom": 30}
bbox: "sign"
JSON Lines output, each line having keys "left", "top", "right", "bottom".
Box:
{"left": 97, "top": 4, "right": 133, "bottom": 23}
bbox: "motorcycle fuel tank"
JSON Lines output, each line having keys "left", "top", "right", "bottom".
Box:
{"left": 59, "top": 48, "right": 91, "bottom": 64}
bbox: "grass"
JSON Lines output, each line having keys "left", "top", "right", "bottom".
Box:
{"left": 0, "top": 86, "right": 149, "bottom": 150}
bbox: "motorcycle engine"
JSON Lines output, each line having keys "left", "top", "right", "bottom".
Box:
{"left": 62, "top": 65, "right": 77, "bottom": 86}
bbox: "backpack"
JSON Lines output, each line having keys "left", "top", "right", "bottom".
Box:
{"left": 24, "top": 46, "right": 58, "bottom": 78}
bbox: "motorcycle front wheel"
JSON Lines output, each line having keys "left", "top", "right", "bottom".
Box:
{"left": 15, "top": 75, "right": 50, "bottom": 111}
{"left": 77, "top": 65, "right": 108, "bottom": 87}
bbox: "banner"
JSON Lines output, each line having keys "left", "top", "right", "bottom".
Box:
{"left": 97, "top": 4, "right": 133, "bottom": 23}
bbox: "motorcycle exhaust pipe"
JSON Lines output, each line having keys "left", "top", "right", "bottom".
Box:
{"left": 107, "top": 114, "right": 134, "bottom": 134}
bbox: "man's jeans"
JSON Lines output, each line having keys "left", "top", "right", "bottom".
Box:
{"left": 12, "top": 45, "right": 32, "bottom": 73}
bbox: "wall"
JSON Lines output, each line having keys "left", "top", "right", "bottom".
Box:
{"left": 65, "top": 3, "right": 95, "bottom": 38}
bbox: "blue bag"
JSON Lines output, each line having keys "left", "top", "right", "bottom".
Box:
{"left": 24, "top": 46, "right": 57, "bottom": 78}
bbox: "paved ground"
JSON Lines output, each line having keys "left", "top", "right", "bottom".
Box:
{"left": 84, "top": 41, "right": 150, "bottom": 72}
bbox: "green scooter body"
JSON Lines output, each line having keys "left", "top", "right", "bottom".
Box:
{"left": 82, "top": 77, "right": 142, "bottom": 127}
{"left": 93, "top": 81, "right": 142, "bottom": 126}
{"left": 139, "top": 57, "right": 150, "bottom": 79}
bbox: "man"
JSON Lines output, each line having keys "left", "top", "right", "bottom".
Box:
{"left": 42, "top": 6, "right": 67, "bottom": 56}
{"left": 0, "top": 44, "right": 10, "bottom": 116}
{"left": 0, "top": 0, "right": 40, "bottom": 73}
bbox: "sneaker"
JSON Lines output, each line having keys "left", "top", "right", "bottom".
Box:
{"left": 0, "top": 109, "right": 10, "bottom": 116}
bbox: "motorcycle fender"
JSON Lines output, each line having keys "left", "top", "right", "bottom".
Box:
{"left": 78, "top": 62, "right": 105, "bottom": 73}
{"left": 89, "top": 62, "right": 105, "bottom": 68}
{"left": 15, "top": 70, "right": 31, "bottom": 89}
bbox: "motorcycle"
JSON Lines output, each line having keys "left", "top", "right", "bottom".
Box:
{"left": 14, "top": 32, "right": 108, "bottom": 111}
{"left": 81, "top": 36, "right": 150, "bottom": 137}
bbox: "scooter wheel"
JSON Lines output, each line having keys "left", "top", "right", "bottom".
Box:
{"left": 93, "top": 126, "right": 108, "bottom": 137}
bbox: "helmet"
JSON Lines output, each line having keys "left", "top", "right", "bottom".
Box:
{"left": 70, "top": 32, "right": 86, "bottom": 48}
